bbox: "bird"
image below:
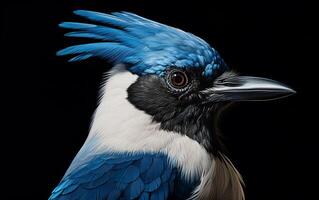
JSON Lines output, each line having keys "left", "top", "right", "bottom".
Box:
{"left": 49, "top": 10, "right": 295, "bottom": 200}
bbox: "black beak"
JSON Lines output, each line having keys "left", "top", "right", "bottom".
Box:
{"left": 201, "top": 73, "right": 295, "bottom": 102}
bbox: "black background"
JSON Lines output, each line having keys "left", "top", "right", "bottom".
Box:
{"left": 2, "top": 0, "right": 316, "bottom": 199}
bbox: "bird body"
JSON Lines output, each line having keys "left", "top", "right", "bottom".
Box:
{"left": 50, "top": 10, "right": 294, "bottom": 200}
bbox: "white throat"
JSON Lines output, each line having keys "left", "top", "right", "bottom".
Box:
{"left": 67, "top": 66, "right": 213, "bottom": 181}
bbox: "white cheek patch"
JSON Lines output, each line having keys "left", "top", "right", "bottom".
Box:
{"left": 66, "top": 65, "right": 213, "bottom": 183}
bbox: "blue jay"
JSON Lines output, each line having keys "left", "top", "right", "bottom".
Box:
{"left": 50, "top": 10, "right": 295, "bottom": 200}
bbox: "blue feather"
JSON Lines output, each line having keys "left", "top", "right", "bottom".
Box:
{"left": 49, "top": 152, "right": 199, "bottom": 200}
{"left": 59, "top": 22, "right": 97, "bottom": 29}
{"left": 161, "top": 183, "right": 170, "bottom": 199}
{"left": 144, "top": 177, "right": 161, "bottom": 192}
{"left": 116, "top": 165, "right": 140, "bottom": 183}
{"left": 65, "top": 32, "right": 106, "bottom": 40}
{"left": 61, "top": 21, "right": 145, "bottom": 49}
{"left": 160, "top": 167, "right": 172, "bottom": 183}
{"left": 123, "top": 178, "right": 145, "bottom": 199}
{"left": 58, "top": 10, "right": 227, "bottom": 77}
{"left": 74, "top": 10, "right": 129, "bottom": 27}
{"left": 57, "top": 42, "right": 134, "bottom": 63}
{"left": 140, "top": 192, "right": 150, "bottom": 200}
{"left": 142, "top": 156, "right": 164, "bottom": 182}
{"left": 83, "top": 171, "right": 113, "bottom": 189}
{"left": 138, "top": 154, "right": 153, "bottom": 174}
{"left": 61, "top": 183, "right": 78, "bottom": 195}
{"left": 108, "top": 190, "right": 122, "bottom": 200}
{"left": 68, "top": 54, "right": 93, "bottom": 62}
{"left": 112, "top": 160, "right": 134, "bottom": 170}
{"left": 150, "top": 187, "right": 165, "bottom": 200}
{"left": 111, "top": 11, "right": 153, "bottom": 24}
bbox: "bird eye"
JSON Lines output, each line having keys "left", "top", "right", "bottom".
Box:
{"left": 167, "top": 69, "right": 189, "bottom": 90}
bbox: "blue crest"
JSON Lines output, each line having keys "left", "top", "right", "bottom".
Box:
{"left": 57, "top": 10, "right": 227, "bottom": 76}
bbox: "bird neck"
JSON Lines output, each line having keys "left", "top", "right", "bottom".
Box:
{"left": 158, "top": 105, "right": 225, "bottom": 155}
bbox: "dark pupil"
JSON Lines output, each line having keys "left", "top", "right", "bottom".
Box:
{"left": 171, "top": 72, "right": 186, "bottom": 87}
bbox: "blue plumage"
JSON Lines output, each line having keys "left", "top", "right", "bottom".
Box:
{"left": 57, "top": 10, "right": 227, "bottom": 77}
{"left": 52, "top": 10, "right": 228, "bottom": 200}
{"left": 49, "top": 152, "right": 198, "bottom": 200}
{"left": 51, "top": 9, "right": 295, "bottom": 200}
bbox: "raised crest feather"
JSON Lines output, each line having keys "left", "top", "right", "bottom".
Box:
{"left": 57, "top": 10, "right": 227, "bottom": 76}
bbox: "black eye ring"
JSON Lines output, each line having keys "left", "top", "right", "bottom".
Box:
{"left": 167, "top": 69, "right": 189, "bottom": 90}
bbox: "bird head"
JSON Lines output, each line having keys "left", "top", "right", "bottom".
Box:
{"left": 58, "top": 10, "right": 295, "bottom": 154}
